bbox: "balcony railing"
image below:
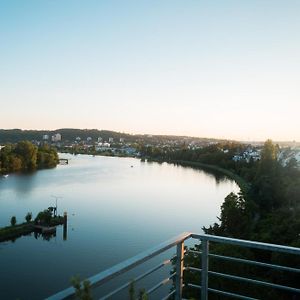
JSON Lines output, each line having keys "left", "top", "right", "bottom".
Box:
{"left": 47, "top": 232, "right": 300, "bottom": 300}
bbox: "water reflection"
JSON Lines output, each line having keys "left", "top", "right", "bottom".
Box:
{"left": 0, "top": 172, "right": 38, "bottom": 196}
{"left": 171, "top": 162, "right": 232, "bottom": 186}
{"left": 15, "top": 173, "right": 38, "bottom": 195}
{"left": 0, "top": 155, "right": 239, "bottom": 300}
{"left": 34, "top": 230, "right": 57, "bottom": 241}
{"left": 3, "top": 225, "right": 67, "bottom": 244}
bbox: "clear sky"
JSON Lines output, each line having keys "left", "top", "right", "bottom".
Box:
{"left": 0, "top": 1, "right": 299, "bottom": 141}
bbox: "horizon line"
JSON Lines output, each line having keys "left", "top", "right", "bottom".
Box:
{"left": 0, "top": 128, "right": 298, "bottom": 144}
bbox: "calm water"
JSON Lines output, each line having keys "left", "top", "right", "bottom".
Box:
{"left": 0, "top": 154, "right": 239, "bottom": 299}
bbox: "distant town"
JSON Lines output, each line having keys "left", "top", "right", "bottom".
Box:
{"left": 0, "top": 128, "right": 300, "bottom": 168}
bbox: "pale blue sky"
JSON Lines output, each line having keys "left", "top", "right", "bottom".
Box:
{"left": 1, "top": 0, "right": 299, "bottom": 141}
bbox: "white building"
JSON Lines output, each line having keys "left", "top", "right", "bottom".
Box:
{"left": 95, "top": 142, "right": 111, "bottom": 151}
{"left": 120, "top": 138, "right": 125, "bottom": 143}
{"left": 42, "top": 134, "right": 49, "bottom": 140}
{"left": 76, "top": 137, "right": 81, "bottom": 141}
{"left": 52, "top": 133, "right": 62, "bottom": 142}
{"left": 87, "top": 137, "right": 92, "bottom": 142}
{"left": 108, "top": 137, "right": 114, "bottom": 143}
{"left": 97, "top": 137, "right": 103, "bottom": 142}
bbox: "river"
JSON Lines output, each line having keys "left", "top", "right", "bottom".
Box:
{"left": 0, "top": 154, "right": 239, "bottom": 299}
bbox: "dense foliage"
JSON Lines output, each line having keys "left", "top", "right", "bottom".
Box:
{"left": 0, "top": 141, "right": 58, "bottom": 174}
{"left": 146, "top": 140, "right": 300, "bottom": 299}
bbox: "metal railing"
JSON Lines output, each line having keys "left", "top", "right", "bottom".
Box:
{"left": 47, "top": 232, "right": 300, "bottom": 300}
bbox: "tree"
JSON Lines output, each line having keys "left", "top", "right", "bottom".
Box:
{"left": 9, "top": 155, "right": 23, "bottom": 172}
{"left": 70, "top": 276, "right": 92, "bottom": 300}
{"left": 14, "top": 141, "right": 38, "bottom": 170}
{"left": 25, "top": 212, "right": 32, "bottom": 223}
{"left": 10, "top": 216, "right": 17, "bottom": 226}
{"left": 35, "top": 209, "right": 52, "bottom": 225}
{"left": 261, "top": 139, "right": 278, "bottom": 161}
{"left": 252, "top": 139, "right": 284, "bottom": 212}
{"left": 258, "top": 139, "right": 279, "bottom": 174}
{"left": 217, "top": 193, "right": 248, "bottom": 238}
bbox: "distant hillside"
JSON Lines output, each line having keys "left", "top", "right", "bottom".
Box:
{"left": 0, "top": 128, "right": 225, "bottom": 144}
{"left": 0, "top": 129, "right": 132, "bottom": 143}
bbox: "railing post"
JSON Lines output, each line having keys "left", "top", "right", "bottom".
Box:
{"left": 175, "top": 241, "right": 184, "bottom": 300}
{"left": 201, "top": 239, "right": 209, "bottom": 300}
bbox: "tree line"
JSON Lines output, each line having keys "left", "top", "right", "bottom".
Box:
{"left": 142, "top": 140, "right": 300, "bottom": 299}
{"left": 0, "top": 141, "right": 59, "bottom": 174}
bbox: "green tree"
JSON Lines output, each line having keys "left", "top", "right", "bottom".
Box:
{"left": 9, "top": 155, "right": 23, "bottom": 172}
{"left": 14, "top": 141, "right": 38, "bottom": 170}
{"left": 25, "top": 212, "right": 32, "bottom": 223}
{"left": 35, "top": 209, "right": 52, "bottom": 225}
{"left": 10, "top": 216, "right": 17, "bottom": 226}
{"left": 252, "top": 140, "right": 284, "bottom": 212}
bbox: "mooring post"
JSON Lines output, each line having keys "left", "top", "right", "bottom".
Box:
{"left": 201, "top": 238, "right": 209, "bottom": 300}
{"left": 63, "top": 212, "right": 68, "bottom": 241}
{"left": 175, "top": 241, "right": 184, "bottom": 300}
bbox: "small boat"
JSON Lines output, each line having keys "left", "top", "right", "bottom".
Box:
{"left": 3, "top": 174, "right": 9, "bottom": 178}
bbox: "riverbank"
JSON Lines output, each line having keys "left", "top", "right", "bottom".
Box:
{"left": 0, "top": 216, "right": 65, "bottom": 243}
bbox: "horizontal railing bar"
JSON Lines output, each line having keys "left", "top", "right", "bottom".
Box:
{"left": 191, "top": 234, "right": 300, "bottom": 255}
{"left": 209, "top": 253, "right": 300, "bottom": 273}
{"left": 187, "top": 250, "right": 300, "bottom": 273}
{"left": 187, "top": 284, "right": 259, "bottom": 300}
{"left": 146, "top": 273, "right": 175, "bottom": 295}
{"left": 187, "top": 249, "right": 201, "bottom": 255}
{"left": 99, "top": 281, "right": 129, "bottom": 300}
{"left": 99, "top": 259, "right": 172, "bottom": 299}
{"left": 187, "top": 283, "right": 201, "bottom": 289}
{"left": 208, "top": 287, "right": 259, "bottom": 300}
{"left": 47, "top": 233, "right": 300, "bottom": 300}
{"left": 161, "top": 289, "right": 175, "bottom": 300}
{"left": 186, "top": 266, "right": 201, "bottom": 272}
{"left": 209, "top": 270, "right": 300, "bottom": 293}
{"left": 47, "top": 232, "right": 192, "bottom": 300}
{"left": 186, "top": 267, "right": 300, "bottom": 294}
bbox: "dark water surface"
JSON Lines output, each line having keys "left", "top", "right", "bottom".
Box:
{"left": 0, "top": 154, "right": 239, "bottom": 299}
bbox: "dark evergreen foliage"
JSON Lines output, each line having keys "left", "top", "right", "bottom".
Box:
{"left": 151, "top": 140, "right": 300, "bottom": 299}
